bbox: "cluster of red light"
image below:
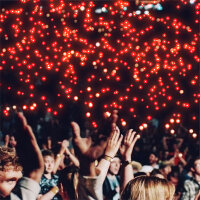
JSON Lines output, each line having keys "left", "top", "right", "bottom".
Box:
{"left": 0, "top": 0, "right": 199, "bottom": 132}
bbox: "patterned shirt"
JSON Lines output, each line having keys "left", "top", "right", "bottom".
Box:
{"left": 40, "top": 174, "right": 62, "bottom": 200}
{"left": 180, "top": 177, "right": 200, "bottom": 200}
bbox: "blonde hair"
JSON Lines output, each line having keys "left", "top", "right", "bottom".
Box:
{"left": 121, "top": 175, "right": 175, "bottom": 200}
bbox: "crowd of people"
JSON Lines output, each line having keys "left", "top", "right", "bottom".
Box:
{"left": 0, "top": 111, "right": 199, "bottom": 200}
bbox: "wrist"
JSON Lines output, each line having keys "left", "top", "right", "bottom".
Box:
{"left": 60, "top": 148, "right": 66, "bottom": 154}
{"left": 103, "top": 155, "right": 114, "bottom": 162}
{"left": 50, "top": 186, "right": 59, "bottom": 195}
{"left": 104, "top": 151, "right": 115, "bottom": 159}
{"left": 123, "top": 154, "right": 131, "bottom": 161}
{"left": 56, "top": 153, "right": 63, "bottom": 159}
{"left": 122, "top": 160, "right": 132, "bottom": 167}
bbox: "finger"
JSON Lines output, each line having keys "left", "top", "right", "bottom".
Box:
{"left": 71, "top": 122, "right": 81, "bottom": 138}
{"left": 109, "top": 123, "right": 116, "bottom": 138}
{"left": 124, "top": 129, "right": 132, "bottom": 144}
{"left": 112, "top": 126, "right": 120, "bottom": 142}
{"left": 17, "top": 112, "right": 27, "bottom": 128}
{"left": 126, "top": 129, "right": 134, "bottom": 141}
{"left": 117, "top": 134, "right": 123, "bottom": 147}
{"left": 131, "top": 134, "right": 140, "bottom": 147}
{"left": 108, "top": 123, "right": 118, "bottom": 142}
{"left": 129, "top": 131, "right": 137, "bottom": 143}
{"left": 112, "top": 110, "right": 118, "bottom": 124}
{"left": 111, "top": 123, "right": 117, "bottom": 132}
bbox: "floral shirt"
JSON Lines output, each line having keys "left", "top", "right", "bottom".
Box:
{"left": 180, "top": 177, "right": 200, "bottom": 200}
{"left": 39, "top": 174, "right": 62, "bottom": 200}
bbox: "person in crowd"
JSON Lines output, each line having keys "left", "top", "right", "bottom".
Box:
{"left": 0, "top": 112, "right": 44, "bottom": 199}
{"left": 120, "top": 129, "right": 140, "bottom": 191}
{"left": 159, "top": 162, "right": 172, "bottom": 179}
{"left": 3, "top": 134, "right": 10, "bottom": 147}
{"left": 180, "top": 157, "right": 200, "bottom": 200}
{"left": 168, "top": 166, "right": 182, "bottom": 200}
{"left": 102, "top": 128, "right": 140, "bottom": 200}
{"left": 9, "top": 135, "right": 17, "bottom": 149}
{"left": 58, "top": 165, "right": 79, "bottom": 200}
{"left": 121, "top": 175, "right": 175, "bottom": 200}
{"left": 139, "top": 152, "right": 160, "bottom": 175}
{"left": 162, "top": 137, "right": 187, "bottom": 166}
{"left": 0, "top": 146, "right": 23, "bottom": 198}
{"left": 37, "top": 150, "right": 62, "bottom": 200}
{"left": 103, "top": 156, "right": 121, "bottom": 200}
{"left": 68, "top": 121, "right": 121, "bottom": 200}
{"left": 148, "top": 152, "right": 159, "bottom": 169}
{"left": 53, "top": 139, "right": 79, "bottom": 174}
{"left": 59, "top": 111, "right": 139, "bottom": 200}
{"left": 150, "top": 169, "right": 165, "bottom": 179}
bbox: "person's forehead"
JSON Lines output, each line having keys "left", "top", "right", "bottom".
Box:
{"left": 0, "top": 170, "right": 22, "bottom": 180}
{"left": 44, "top": 155, "right": 54, "bottom": 160}
{"left": 194, "top": 159, "right": 200, "bottom": 165}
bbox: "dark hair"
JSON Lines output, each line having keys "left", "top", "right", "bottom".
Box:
{"left": 41, "top": 149, "right": 55, "bottom": 158}
{"left": 149, "top": 152, "right": 159, "bottom": 158}
{"left": 167, "top": 166, "right": 179, "bottom": 179}
{"left": 186, "top": 156, "right": 200, "bottom": 169}
{"left": 134, "top": 172, "right": 146, "bottom": 177}
{"left": 59, "top": 166, "right": 79, "bottom": 200}
{"left": 192, "top": 157, "right": 200, "bottom": 167}
{"left": 150, "top": 169, "right": 162, "bottom": 177}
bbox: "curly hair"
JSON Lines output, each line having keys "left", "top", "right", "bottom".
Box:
{"left": 0, "top": 146, "right": 22, "bottom": 171}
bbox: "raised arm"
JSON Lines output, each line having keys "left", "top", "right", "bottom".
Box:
{"left": 64, "top": 145, "right": 80, "bottom": 167}
{"left": 71, "top": 121, "right": 108, "bottom": 200}
{"left": 16, "top": 112, "right": 44, "bottom": 183}
{"left": 120, "top": 129, "right": 140, "bottom": 191}
{"left": 3, "top": 134, "right": 10, "bottom": 147}
{"left": 71, "top": 121, "right": 107, "bottom": 175}
{"left": 97, "top": 124, "right": 123, "bottom": 185}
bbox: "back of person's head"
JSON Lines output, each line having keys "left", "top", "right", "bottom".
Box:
{"left": 150, "top": 169, "right": 164, "bottom": 179}
{"left": 121, "top": 175, "right": 175, "bottom": 200}
{"left": 0, "top": 146, "right": 22, "bottom": 172}
{"left": 59, "top": 166, "right": 79, "bottom": 200}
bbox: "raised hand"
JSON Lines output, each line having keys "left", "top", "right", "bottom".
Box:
{"left": 104, "top": 124, "right": 123, "bottom": 158}
{"left": 71, "top": 122, "right": 92, "bottom": 155}
{"left": 97, "top": 123, "right": 123, "bottom": 185}
{"left": 4, "top": 134, "right": 10, "bottom": 147}
{"left": 111, "top": 110, "right": 118, "bottom": 124}
{"left": 16, "top": 112, "right": 44, "bottom": 183}
{"left": 120, "top": 129, "right": 140, "bottom": 161}
{"left": 71, "top": 121, "right": 107, "bottom": 161}
{"left": 120, "top": 129, "right": 140, "bottom": 190}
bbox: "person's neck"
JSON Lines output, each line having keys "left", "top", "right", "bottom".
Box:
{"left": 151, "top": 163, "right": 157, "bottom": 167}
{"left": 44, "top": 173, "right": 52, "bottom": 179}
{"left": 107, "top": 173, "right": 116, "bottom": 178}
